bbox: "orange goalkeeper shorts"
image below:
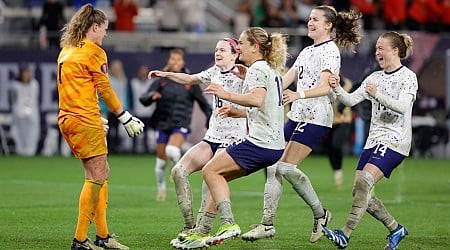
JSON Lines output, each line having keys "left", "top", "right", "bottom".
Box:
{"left": 59, "top": 117, "right": 107, "bottom": 159}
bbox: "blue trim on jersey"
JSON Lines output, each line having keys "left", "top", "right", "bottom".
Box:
{"left": 384, "top": 65, "right": 404, "bottom": 75}
{"left": 356, "top": 145, "right": 405, "bottom": 178}
{"left": 220, "top": 65, "right": 236, "bottom": 74}
{"left": 314, "top": 39, "right": 333, "bottom": 47}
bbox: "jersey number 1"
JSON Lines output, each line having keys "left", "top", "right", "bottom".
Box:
{"left": 57, "top": 62, "right": 63, "bottom": 84}
{"left": 275, "top": 76, "right": 283, "bottom": 106}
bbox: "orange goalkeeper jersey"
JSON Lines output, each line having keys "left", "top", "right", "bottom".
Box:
{"left": 57, "top": 39, "right": 121, "bottom": 128}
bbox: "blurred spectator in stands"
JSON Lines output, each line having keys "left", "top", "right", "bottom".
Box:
{"left": 39, "top": 0, "right": 65, "bottom": 49}
{"left": 297, "top": 0, "right": 316, "bottom": 26}
{"left": 279, "top": 0, "right": 299, "bottom": 27}
{"left": 330, "top": 0, "right": 351, "bottom": 12}
{"left": 0, "top": 0, "right": 5, "bottom": 25}
{"left": 253, "top": 0, "right": 266, "bottom": 26}
{"left": 113, "top": 0, "right": 139, "bottom": 32}
{"left": 383, "top": 0, "right": 406, "bottom": 30}
{"left": 71, "top": 0, "right": 97, "bottom": 9}
{"left": 231, "top": 0, "right": 253, "bottom": 36}
{"left": 256, "top": 0, "right": 283, "bottom": 27}
{"left": 350, "top": 0, "right": 376, "bottom": 30}
{"left": 412, "top": 93, "right": 448, "bottom": 157}
{"left": 154, "top": 0, "right": 182, "bottom": 32}
{"left": 179, "top": 0, "right": 206, "bottom": 33}
{"left": 3, "top": 0, "right": 26, "bottom": 7}
{"left": 96, "top": 0, "right": 110, "bottom": 9}
{"left": 9, "top": 64, "right": 40, "bottom": 156}
{"left": 99, "top": 59, "right": 132, "bottom": 153}
{"left": 130, "top": 65, "right": 157, "bottom": 153}
{"left": 441, "top": 0, "right": 450, "bottom": 32}
{"left": 407, "top": 0, "right": 441, "bottom": 32}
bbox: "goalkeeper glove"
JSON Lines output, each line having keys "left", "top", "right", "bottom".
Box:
{"left": 117, "top": 111, "right": 145, "bottom": 137}
{"left": 101, "top": 117, "right": 109, "bottom": 133}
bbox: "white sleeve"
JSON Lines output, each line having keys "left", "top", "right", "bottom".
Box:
{"left": 333, "top": 85, "right": 366, "bottom": 107}
{"left": 375, "top": 92, "right": 414, "bottom": 114}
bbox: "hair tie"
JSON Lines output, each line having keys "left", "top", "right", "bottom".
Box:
{"left": 223, "top": 38, "right": 240, "bottom": 54}
{"left": 266, "top": 33, "right": 272, "bottom": 46}
{"left": 249, "top": 29, "right": 263, "bottom": 48}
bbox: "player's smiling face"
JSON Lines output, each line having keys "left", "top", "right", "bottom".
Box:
{"left": 237, "top": 32, "right": 254, "bottom": 65}
{"left": 375, "top": 37, "right": 398, "bottom": 71}
{"left": 214, "top": 40, "right": 236, "bottom": 70}
{"left": 307, "top": 9, "right": 332, "bottom": 43}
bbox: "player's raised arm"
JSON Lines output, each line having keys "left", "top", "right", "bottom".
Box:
{"left": 148, "top": 69, "right": 202, "bottom": 85}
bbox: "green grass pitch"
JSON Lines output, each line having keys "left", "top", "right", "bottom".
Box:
{"left": 0, "top": 154, "right": 449, "bottom": 249}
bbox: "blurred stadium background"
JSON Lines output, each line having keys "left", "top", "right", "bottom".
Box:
{"left": 0, "top": 0, "right": 449, "bottom": 158}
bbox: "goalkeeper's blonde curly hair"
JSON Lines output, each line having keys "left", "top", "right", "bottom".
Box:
{"left": 60, "top": 4, "right": 108, "bottom": 48}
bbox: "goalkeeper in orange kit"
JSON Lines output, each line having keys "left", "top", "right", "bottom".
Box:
{"left": 56, "top": 4, "right": 144, "bottom": 250}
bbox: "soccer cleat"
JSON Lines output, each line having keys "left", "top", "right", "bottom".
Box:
{"left": 94, "top": 234, "right": 129, "bottom": 250}
{"left": 384, "top": 224, "right": 408, "bottom": 250}
{"left": 170, "top": 237, "right": 181, "bottom": 247}
{"left": 170, "top": 227, "right": 195, "bottom": 246}
{"left": 205, "top": 223, "right": 241, "bottom": 246}
{"left": 322, "top": 227, "right": 349, "bottom": 249}
{"left": 310, "top": 209, "right": 332, "bottom": 242}
{"left": 241, "top": 224, "right": 276, "bottom": 241}
{"left": 71, "top": 238, "right": 104, "bottom": 250}
{"left": 178, "top": 226, "right": 195, "bottom": 241}
{"left": 174, "top": 232, "right": 211, "bottom": 249}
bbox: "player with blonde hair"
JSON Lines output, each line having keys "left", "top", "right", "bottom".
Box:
{"left": 57, "top": 4, "right": 144, "bottom": 250}
{"left": 242, "top": 5, "right": 362, "bottom": 243}
{"left": 199, "top": 27, "right": 289, "bottom": 247}
{"left": 323, "top": 31, "right": 417, "bottom": 250}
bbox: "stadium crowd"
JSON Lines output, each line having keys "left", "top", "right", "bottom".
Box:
{"left": 1, "top": 0, "right": 450, "bottom": 34}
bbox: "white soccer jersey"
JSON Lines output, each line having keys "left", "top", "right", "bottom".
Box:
{"left": 243, "top": 60, "right": 285, "bottom": 150}
{"left": 336, "top": 66, "right": 418, "bottom": 156}
{"left": 194, "top": 66, "right": 247, "bottom": 145}
{"left": 287, "top": 40, "right": 340, "bottom": 127}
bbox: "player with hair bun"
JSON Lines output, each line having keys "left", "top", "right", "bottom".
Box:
{"left": 57, "top": 4, "right": 143, "bottom": 250}
{"left": 242, "top": 5, "right": 362, "bottom": 243}
{"left": 199, "top": 26, "right": 288, "bottom": 247}
{"left": 323, "top": 31, "right": 417, "bottom": 250}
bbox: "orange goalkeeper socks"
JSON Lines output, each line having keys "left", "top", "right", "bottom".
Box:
{"left": 94, "top": 181, "right": 109, "bottom": 238}
{"left": 74, "top": 180, "right": 104, "bottom": 242}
